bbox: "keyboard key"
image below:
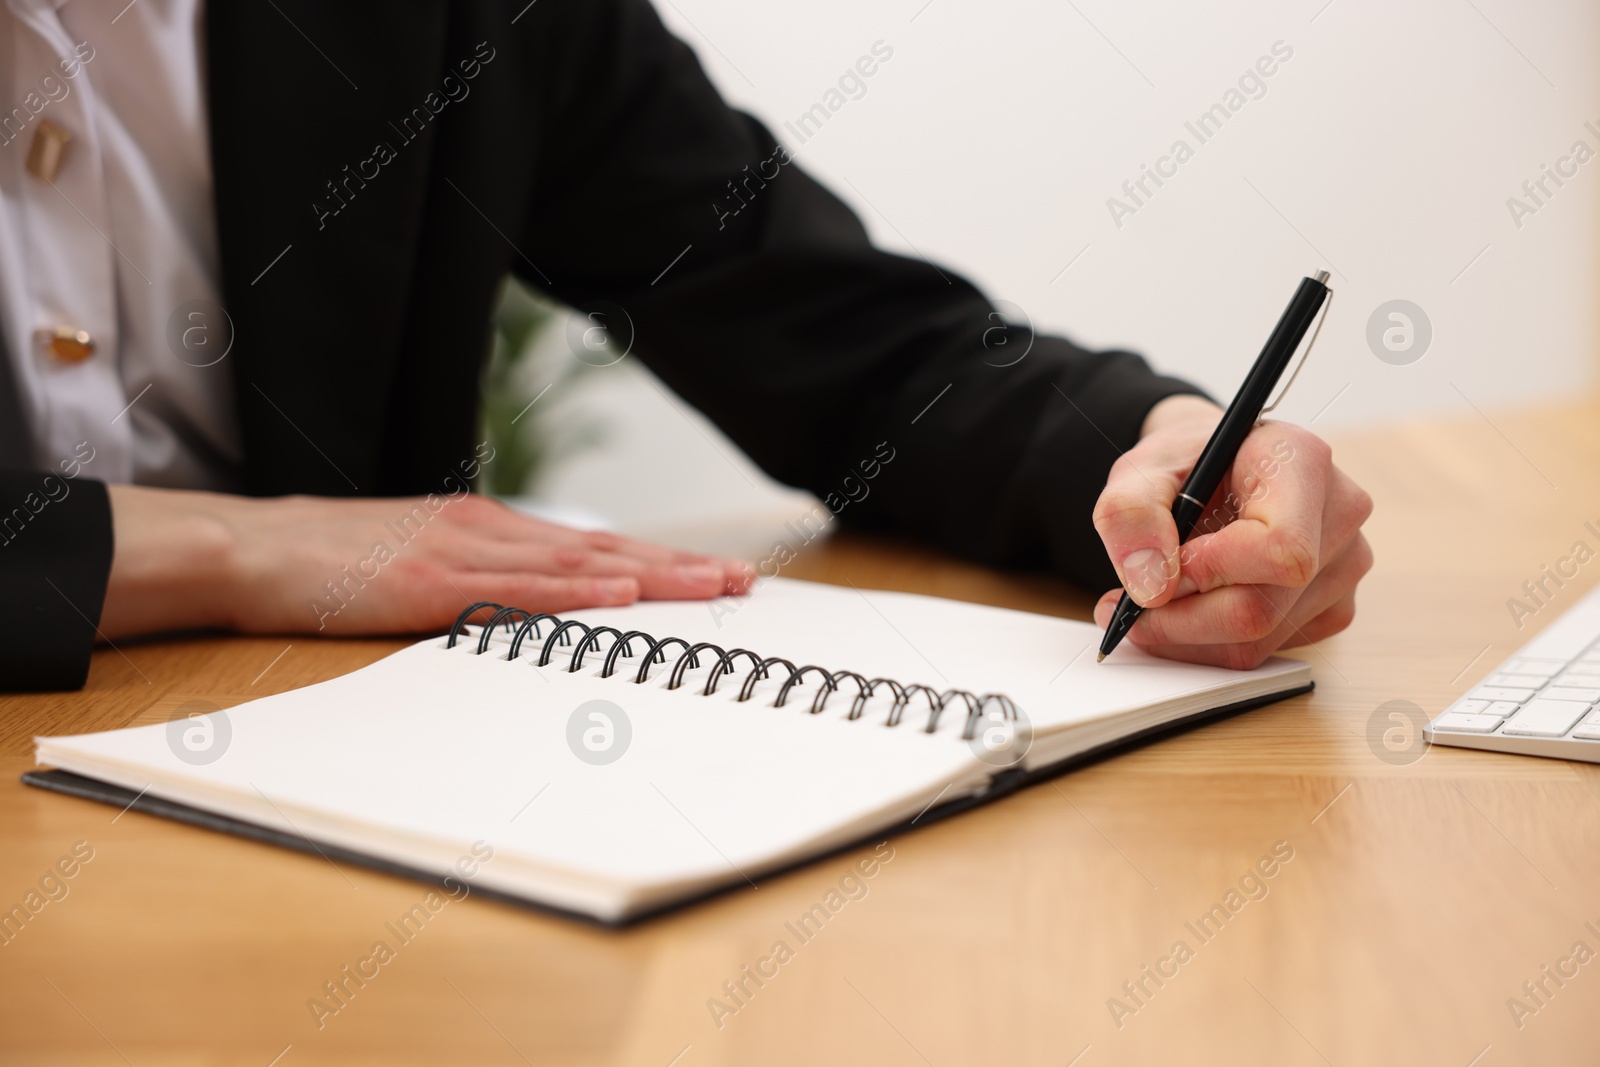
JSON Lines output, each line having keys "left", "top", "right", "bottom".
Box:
{"left": 1502, "top": 699, "right": 1592, "bottom": 737}
{"left": 1485, "top": 673, "right": 1551, "bottom": 689}
{"left": 1431, "top": 713, "right": 1503, "bottom": 734}
{"left": 1483, "top": 701, "right": 1522, "bottom": 717}
{"left": 1469, "top": 687, "right": 1538, "bottom": 703}
{"left": 1542, "top": 687, "right": 1600, "bottom": 704}
{"left": 1571, "top": 724, "right": 1600, "bottom": 740}
{"left": 1508, "top": 655, "right": 1568, "bottom": 670}
{"left": 1448, "top": 699, "right": 1490, "bottom": 716}
{"left": 1555, "top": 674, "right": 1600, "bottom": 689}
{"left": 1508, "top": 657, "right": 1569, "bottom": 674}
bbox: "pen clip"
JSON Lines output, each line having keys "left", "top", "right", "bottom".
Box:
{"left": 1260, "top": 277, "right": 1333, "bottom": 417}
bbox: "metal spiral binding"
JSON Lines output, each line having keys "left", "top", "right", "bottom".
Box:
{"left": 446, "top": 602, "right": 1018, "bottom": 742}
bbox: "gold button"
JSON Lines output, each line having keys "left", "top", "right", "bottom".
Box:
{"left": 35, "top": 325, "right": 95, "bottom": 363}
{"left": 25, "top": 119, "right": 71, "bottom": 183}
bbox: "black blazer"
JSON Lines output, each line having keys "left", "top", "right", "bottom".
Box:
{"left": 0, "top": 0, "right": 1201, "bottom": 690}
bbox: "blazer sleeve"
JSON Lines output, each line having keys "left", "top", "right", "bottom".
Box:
{"left": 514, "top": 0, "right": 1207, "bottom": 593}
{"left": 0, "top": 472, "right": 113, "bottom": 691}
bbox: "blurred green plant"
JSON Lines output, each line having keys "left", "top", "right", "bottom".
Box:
{"left": 476, "top": 278, "right": 603, "bottom": 496}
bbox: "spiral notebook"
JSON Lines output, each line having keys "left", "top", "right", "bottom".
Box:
{"left": 27, "top": 578, "right": 1311, "bottom": 924}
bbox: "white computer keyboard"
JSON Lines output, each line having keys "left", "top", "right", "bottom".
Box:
{"left": 1426, "top": 583, "right": 1600, "bottom": 763}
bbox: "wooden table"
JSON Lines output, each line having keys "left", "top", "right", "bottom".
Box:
{"left": 5, "top": 400, "right": 1600, "bottom": 1066}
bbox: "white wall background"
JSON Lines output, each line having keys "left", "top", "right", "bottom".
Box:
{"left": 648, "top": 0, "right": 1600, "bottom": 429}
{"left": 526, "top": 0, "right": 1600, "bottom": 548}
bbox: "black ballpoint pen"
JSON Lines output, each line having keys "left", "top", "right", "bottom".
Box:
{"left": 1097, "top": 269, "right": 1333, "bottom": 663}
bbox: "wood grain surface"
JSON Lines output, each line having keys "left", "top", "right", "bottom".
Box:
{"left": 3, "top": 401, "right": 1598, "bottom": 1066}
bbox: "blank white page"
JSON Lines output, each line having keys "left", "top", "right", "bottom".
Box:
{"left": 571, "top": 578, "right": 1310, "bottom": 734}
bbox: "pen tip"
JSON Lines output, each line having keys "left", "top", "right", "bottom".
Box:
{"left": 1096, "top": 652, "right": 1107, "bottom": 664}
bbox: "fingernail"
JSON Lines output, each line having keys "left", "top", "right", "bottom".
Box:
{"left": 677, "top": 564, "right": 723, "bottom": 585}
{"left": 598, "top": 578, "right": 637, "bottom": 600}
{"left": 723, "top": 561, "right": 755, "bottom": 593}
{"left": 1121, "top": 548, "right": 1169, "bottom": 606}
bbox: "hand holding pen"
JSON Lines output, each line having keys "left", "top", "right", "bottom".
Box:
{"left": 1091, "top": 272, "right": 1375, "bottom": 670}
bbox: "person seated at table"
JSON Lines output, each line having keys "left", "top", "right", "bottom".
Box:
{"left": 0, "top": 0, "right": 1371, "bottom": 691}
